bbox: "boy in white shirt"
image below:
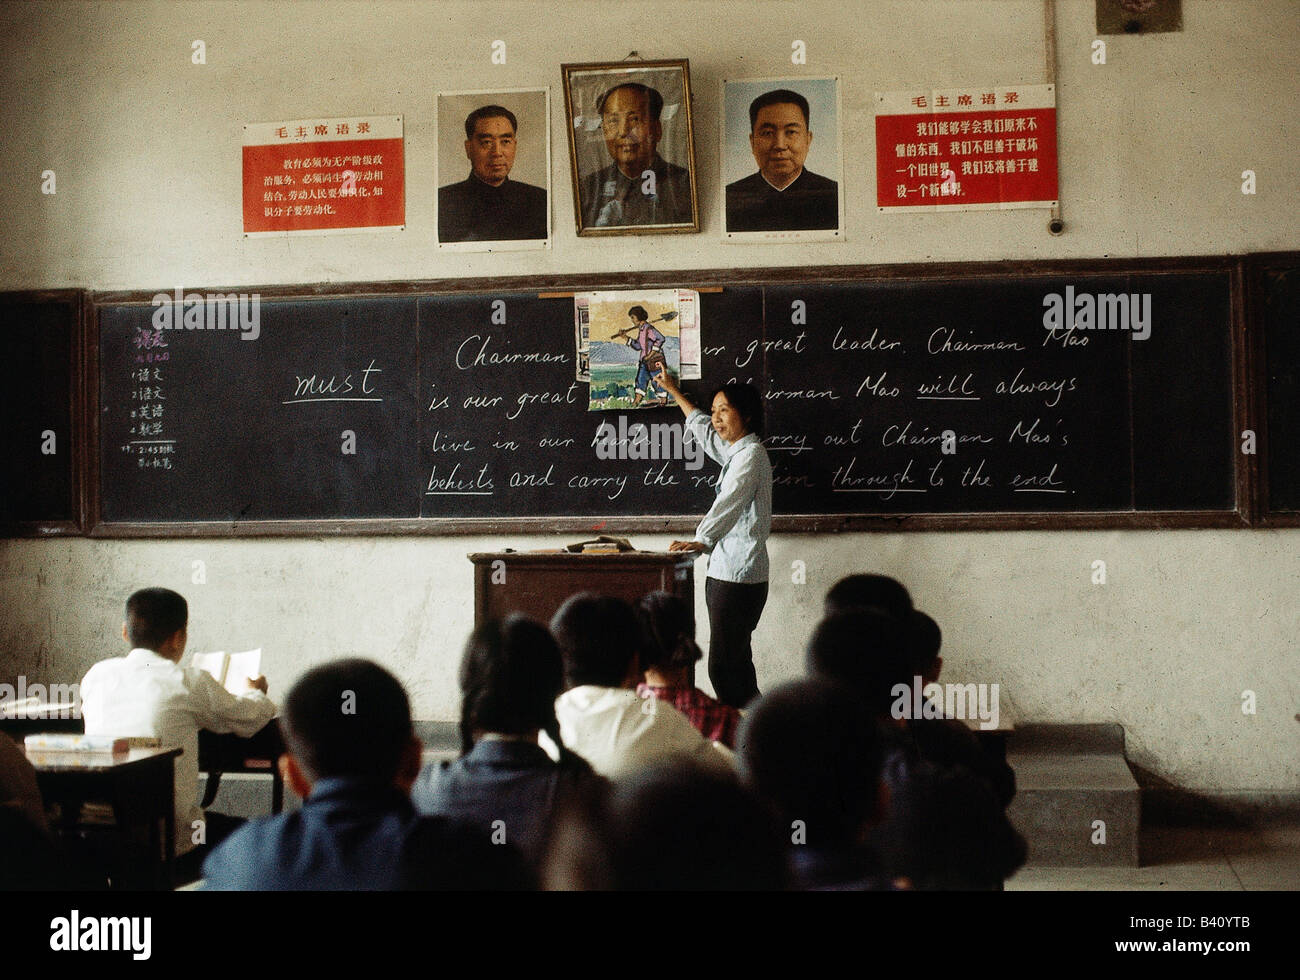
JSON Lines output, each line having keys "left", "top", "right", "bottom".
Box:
{"left": 80, "top": 587, "right": 276, "bottom": 874}
{"left": 550, "top": 593, "right": 732, "bottom": 779}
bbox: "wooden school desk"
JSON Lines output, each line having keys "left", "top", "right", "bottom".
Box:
{"left": 199, "top": 721, "right": 286, "bottom": 815}
{"left": 3, "top": 713, "right": 286, "bottom": 816}
{"left": 26, "top": 745, "right": 181, "bottom": 889}
{"left": 469, "top": 550, "right": 697, "bottom": 627}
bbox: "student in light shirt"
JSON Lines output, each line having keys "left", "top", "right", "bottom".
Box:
{"left": 551, "top": 592, "right": 732, "bottom": 779}
{"left": 79, "top": 587, "right": 276, "bottom": 873}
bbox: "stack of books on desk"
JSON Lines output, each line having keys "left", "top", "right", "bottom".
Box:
{"left": 23, "top": 733, "right": 161, "bottom": 753}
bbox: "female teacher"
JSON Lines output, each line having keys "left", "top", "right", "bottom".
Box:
{"left": 655, "top": 370, "right": 772, "bottom": 709}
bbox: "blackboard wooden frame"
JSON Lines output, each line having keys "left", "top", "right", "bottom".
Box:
{"left": 1245, "top": 251, "right": 1300, "bottom": 527}
{"left": 0, "top": 289, "right": 86, "bottom": 536}
{"left": 81, "top": 254, "right": 1252, "bottom": 537}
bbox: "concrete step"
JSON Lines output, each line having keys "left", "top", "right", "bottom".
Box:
{"left": 1006, "top": 723, "right": 1141, "bottom": 867}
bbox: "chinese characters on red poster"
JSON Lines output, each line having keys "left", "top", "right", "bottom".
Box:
{"left": 875, "top": 85, "right": 1058, "bottom": 212}
{"left": 242, "top": 115, "right": 405, "bottom": 234}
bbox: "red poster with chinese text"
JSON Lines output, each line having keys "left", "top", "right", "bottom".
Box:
{"left": 875, "top": 86, "right": 1057, "bottom": 211}
{"left": 243, "top": 115, "right": 405, "bottom": 234}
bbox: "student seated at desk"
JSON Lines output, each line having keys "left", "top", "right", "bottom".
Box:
{"left": 823, "top": 576, "right": 1015, "bottom": 805}
{"left": 880, "top": 760, "right": 1026, "bottom": 891}
{"left": 737, "top": 679, "right": 894, "bottom": 891}
{"left": 204, "top": 658, "right": 532, "bottom": 890}
{"left": 634, "top": 591, "right": 742, "bottom": 749}
{"left": 902, "top": 609, "right": 1015, "bottom": 807}
{"left": 551, "top": 593, "right": 733, "bottom": 778}
{"left": 807, "top": 610, "right": 1025, "bottom": 889}
{"left": 411, "top": 615, "right": 605, "bottom": 866}
{"left": 543, "top": 757, "right": 786, "bottom": 890}
{"left": 79, "top": 587, "right": 276, "bottom": 876}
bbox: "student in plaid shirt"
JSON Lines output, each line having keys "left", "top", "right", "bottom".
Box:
{"left": 634, "top": 591, "right": 741, "bottom": 748}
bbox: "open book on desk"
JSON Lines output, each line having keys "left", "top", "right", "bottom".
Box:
{"left": 564, "top": 535, "right": 635, "bottom": 554}
{"left": 191, "top": 649, "right": 262, "bottom": 695}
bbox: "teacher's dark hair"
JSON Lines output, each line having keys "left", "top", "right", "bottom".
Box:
{"left": 458, "top": 614, "right": 582, "bottom": 768}
{"left": 711, "top": 382, "right": 765, "bottom": 438}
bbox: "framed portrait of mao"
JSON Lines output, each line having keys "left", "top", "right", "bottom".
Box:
{"left": 561, "top": 60, "right": 700, "bottom": 236}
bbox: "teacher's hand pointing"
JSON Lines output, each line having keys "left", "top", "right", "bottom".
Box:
{"left": 655, "top": 369, "right": 695, "bottom": 418}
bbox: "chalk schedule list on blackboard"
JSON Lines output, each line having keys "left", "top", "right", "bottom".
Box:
{"left": 92, "top": 267, "right": 1237, "bottom": 528}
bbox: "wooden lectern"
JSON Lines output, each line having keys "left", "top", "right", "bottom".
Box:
{"left": 468, "top": 551, "right": 698, "bottom": 628}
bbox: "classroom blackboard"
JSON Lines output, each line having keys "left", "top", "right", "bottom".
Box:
{"left": 0, "top": 292, "right": 81, "bottom": 531}
{"left": 99, "top": 297, "right": 421, "bottom": 521}
{"left": 758, "top": 271, "right": 1235, "bottom": 514}
{"left": 90, "top": 262, "right": 1242, "bottom": 533}
{"left": 96, "top": 288, "right": 762, "bottom": 524}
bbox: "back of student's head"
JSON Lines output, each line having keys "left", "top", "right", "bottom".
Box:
{"left": 824, "top": 574, "right": 912, "bottom": 620}
{"left": 635, "top": 591, "right": 703, "bottom": 674}
{"left": 807, "top": 609, "right": 912, "bottom": 717}
{"left": 459, "top": 614, "right": 572, "bottom": 759}
{"left": 906, "top": 609, "right": 942, "bottom": 680}
{"left": 125, "top": 587, "right": 188, "bottom": 651}
{"left": 280, "top": 658, "right": 411, "bottom": 784}
{"left": 546, "top": 759, "right": 786, "bottom": 890}
{"left": 550, "top": 593, "right": 640, "bottom": 689}
{"left": 738, "top": 678, "right": 885, "bottom": 849}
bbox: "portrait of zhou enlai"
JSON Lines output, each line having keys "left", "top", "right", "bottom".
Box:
{"left": 562, "top": 61, "right": 699, "bottom": 235}
{"left": 437, "top": 89, "right": 550, "bottom": 247}
{"left": 723, "top": 79, "right": 843, "bottom": 238}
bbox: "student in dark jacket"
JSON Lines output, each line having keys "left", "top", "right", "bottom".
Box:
{"left": 902, "top": 609, "right": 1016, "bottom": 807}
{"left": 542, "top": 758, "right": 787, "bottom": 891}
{"left": 737, "top": 679, "right": 894, "bottom": 890}
{"left": 807, "top": 610, "right": 1025, "bottom": 889}
{"left": 821, "top": 577, "right": 1015, "bottom": 806}
{"left": 411, "top": 615, "right": 604, "bottom": 866}
{"left": 203, "top": 658, "right": 531, "bottom": 890}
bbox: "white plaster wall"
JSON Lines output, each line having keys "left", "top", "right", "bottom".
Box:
{"left": 0, "top": 0, "right": 1297, "bottom": 791}
{"left": 2, "top": 0, "right": 1297, "bottom": 288}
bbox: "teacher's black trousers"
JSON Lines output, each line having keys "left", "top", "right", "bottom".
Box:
{"left": 705, "top": 577, "right": 768, "bottom": 710}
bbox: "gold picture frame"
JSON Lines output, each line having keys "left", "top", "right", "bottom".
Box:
{"left": 561, "top": 59, "right": 700, "bottom": 236}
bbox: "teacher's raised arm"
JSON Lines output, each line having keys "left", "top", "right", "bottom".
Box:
{"left": 655, "top": 370, "right": 772, "bottom": 710}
